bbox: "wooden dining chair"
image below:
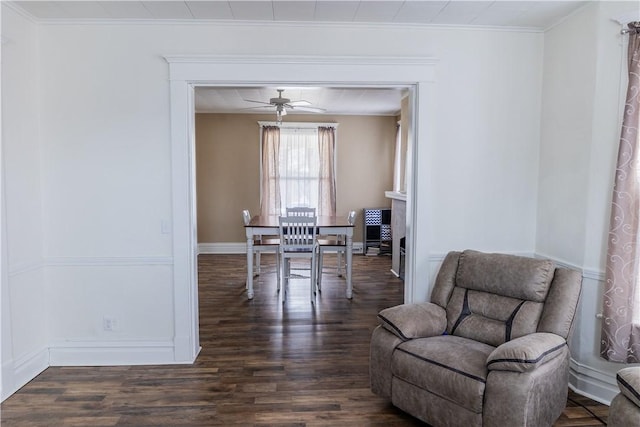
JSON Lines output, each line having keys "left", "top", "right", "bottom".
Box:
{"left": 242, "top": 209, "right": 280, "bottom": 290}
{"left": 278, "top": 214, "right": 318, "bottom": 303}
{"left": 316, "top": 210, "right": 357, "bottom": 291}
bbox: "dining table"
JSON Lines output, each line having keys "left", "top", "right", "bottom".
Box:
{"left": 244, "top": 214, "right": 355, "bottom": 300}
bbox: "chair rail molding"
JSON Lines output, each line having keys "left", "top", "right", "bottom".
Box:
{"left": 165, "top": 53, "right": 439, "bottom": 364}
{"left": 8, "top": 260, "right": 44, "bottom": 277}
{"left": 44, "top": 255, "right": 173, "bottom": 267}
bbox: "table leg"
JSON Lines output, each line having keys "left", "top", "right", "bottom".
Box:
{"left": 346, "top": 233, "right": 353, "bottom": 299}
{"left": 246, "top": 236, "right": 254, "bottom": 299}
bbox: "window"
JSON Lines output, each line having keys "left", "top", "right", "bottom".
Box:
{"left": 260, "top": 123, "right": 336, "bottom": 217}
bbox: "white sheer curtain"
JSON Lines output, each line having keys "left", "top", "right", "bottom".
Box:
{"left": 278, "top": 127, "right": 319, "bottom": 214}
{"left": 392, "top": 123, "right": 402, "bottom": 192}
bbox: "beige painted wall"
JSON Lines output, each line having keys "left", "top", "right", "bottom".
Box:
{"left": 195, "top": 113, "right": 397, "bottom": 244}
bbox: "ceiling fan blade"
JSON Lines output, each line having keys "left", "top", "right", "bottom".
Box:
{"left": 244, "top": 99, "right": 273, "bottom": 105}
{"left": 239, "top": 105, "right": 275, "bottom": 111}
{"left": 288, "top": 100, "right": 312, "bottom": 107}
{"left": 291, "top": 106, "right": 326, "bottom": 113}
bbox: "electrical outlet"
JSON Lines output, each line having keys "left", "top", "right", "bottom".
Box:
{"left": 103, "top": 316, "right": 118, "bottom": 331}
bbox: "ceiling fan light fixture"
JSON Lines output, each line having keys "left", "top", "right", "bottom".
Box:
{"left": 276, "top": 106, "right": 284, "bottom": 124}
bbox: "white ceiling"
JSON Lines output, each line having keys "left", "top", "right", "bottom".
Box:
{"left": 11, "top": 1, "right": 589, "bottom": 116}
{"left": 194, "top": 86, "right": 407, "bottom": 115}
{"left": 13, "top": 1, "right": 588, "bottom": 28}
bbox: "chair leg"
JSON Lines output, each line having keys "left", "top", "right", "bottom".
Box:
{"left": 282, "top": 257, "right": 289, "bottom": 303}
{"left": 247, "top": 250, "right": 257, "bottom": 290}
{"left": 275, "top": 251, "right": 281, "bottom": 292}
{"left": 317, "top": 250, "right": 323, "bottom": 292}
{"left": 311, "top": 254, "right": 317, "bottom": 303}
{"left": 255, "top": 252, "right": 261, "bottom": 275}
{"left": 337, "top": 251, "right": 343, "bottom": 276}
{"left": 342, "top": 250, "right": 347, "bottom": 278}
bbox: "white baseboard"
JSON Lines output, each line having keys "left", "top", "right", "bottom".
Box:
{"left": 568, "top": 358, "right": 618, "bottom": 405}
{"left": 2, "top": 347, "right": 49, "bottom": 401}
{"left": 198, "top": 242, "right": 364, "bottom": 254}
{"left": 48, "top": 340, "right": 178, "bottom": 366}
{"left": 198, "top": 242, "right": 246, "bottom": 254}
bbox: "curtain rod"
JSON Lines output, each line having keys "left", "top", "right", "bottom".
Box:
{"left": 257, "top": 121, "right": 338, "bottom": 128}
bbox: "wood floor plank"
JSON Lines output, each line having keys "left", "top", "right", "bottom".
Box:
{"left": 1, "top": 254, "right": 609, "bottom": 426}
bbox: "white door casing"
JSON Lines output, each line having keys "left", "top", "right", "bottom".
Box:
{"left": 165, "top": 54, "right": 438, "bottom": 361}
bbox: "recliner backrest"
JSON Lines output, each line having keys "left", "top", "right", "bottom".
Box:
{"left": 431, "top": 250, "right": 580, "bottom": 347}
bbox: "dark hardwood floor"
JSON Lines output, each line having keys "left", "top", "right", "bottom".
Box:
{"left": 1, "top": 254, "right": 609, "bottom": 426}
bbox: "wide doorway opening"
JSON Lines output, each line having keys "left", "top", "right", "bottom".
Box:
{"left": 192, "top": 83, "right": 411, "bottom": 330}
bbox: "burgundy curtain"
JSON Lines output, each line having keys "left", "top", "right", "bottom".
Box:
{"left": 601, "top": 22, "right": 640, "bottom": 363}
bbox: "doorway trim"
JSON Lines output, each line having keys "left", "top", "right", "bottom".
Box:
{"left": 165, "top": 54, "right": 438, "bottom": 362}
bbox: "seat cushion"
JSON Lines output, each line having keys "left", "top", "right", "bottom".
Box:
{"left": 392, "top": 335, "right": 495, "bottom": 413}
{"left": 317, "top": 238, "right": 345, "bottom": 247}
{"left": 255, "top": 238, "right": 280, "bottom": 246}
{"left": 446, "top": 287, "right": 544, "bottom": 346}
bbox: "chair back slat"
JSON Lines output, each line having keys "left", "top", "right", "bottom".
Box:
{"left": 286, "top": 207, "right": 316, "bottom": 217}
{"left": 279, "top": 215, "right": 317, "bottom": 252}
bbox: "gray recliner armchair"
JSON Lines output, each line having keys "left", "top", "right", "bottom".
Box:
{"left": 370, "top": 250, "right": 582, "bottom": 426}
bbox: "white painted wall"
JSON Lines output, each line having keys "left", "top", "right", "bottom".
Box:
{"left": 429, "top": 32, "right": 543, "bottom": 256}
{"left": 1, "top": 4, "right": 48, "bottom": 400}
{"left": 538, "top": 1, "right": 640, "bottom": 403}
{"left": 31, "top": 20, "right": 544, "bottom": 352}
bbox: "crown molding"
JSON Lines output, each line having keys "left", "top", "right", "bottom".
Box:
{"left": 614, "top": 9, "right": 640, "bottom": 26}
{"left": 2, "top": 1, "right": 38, "bottom": 23}
{"left": 6, "top": 10, "right": 543, "bottom": 34}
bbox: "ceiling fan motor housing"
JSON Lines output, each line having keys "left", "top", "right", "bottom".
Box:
{"left": 271, "top": 89, "right": 290, "bottom": 105}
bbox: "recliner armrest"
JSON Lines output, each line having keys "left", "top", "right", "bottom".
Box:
{"left": 487, "top": 332, "right": 566, "bottom": 373}
{"left": 616, "top": 366, "right": 640, "bottom": 408}
{"left": 377, "top": 303, "right": 446, "bottom": 341}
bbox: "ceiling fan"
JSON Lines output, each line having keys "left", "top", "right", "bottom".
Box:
{"left": 243, "top": 89, "right": 326, "bottom": 124}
